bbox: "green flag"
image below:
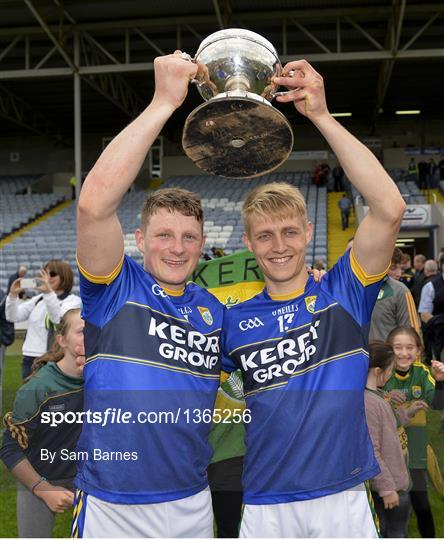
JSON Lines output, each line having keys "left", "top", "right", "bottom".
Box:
{"left": 191, "top": 249, "right": 264, "bottom": 305}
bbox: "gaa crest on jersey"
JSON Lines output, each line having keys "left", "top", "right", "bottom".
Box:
{"left": 305, "top": 295, "right": 317, "bottom": 314}
{"left": 412, "top": 385, "right": 422, "bottom": 398}
{"left": 198, "top": 306, "right": 213, "bottom": 326}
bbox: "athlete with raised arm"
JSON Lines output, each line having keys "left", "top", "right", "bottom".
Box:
{"left": 222, "top": 59, "right": 407, "bottom": 538}
{"left": 73, "top": 52, "right": 224, "bottom": 538}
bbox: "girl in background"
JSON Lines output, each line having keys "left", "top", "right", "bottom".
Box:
{"left": 0, "top": 308, "right": 84, "bottom": 538}
{"left": 385, "top": 326, "right": 444, "bottom": 538}
{"left": 365, "top": 341, "right": 411, "bottom": 537}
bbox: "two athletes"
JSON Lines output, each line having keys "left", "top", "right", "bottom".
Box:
{"left": 75, "top": 51, "right": 406, "bottom": 537}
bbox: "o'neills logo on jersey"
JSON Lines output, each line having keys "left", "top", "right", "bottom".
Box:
{"left": 148, "top": 316, "right": 219, "bottom": 370}
{"left": 238, "top": 320, "right": 320, "bottom": 384}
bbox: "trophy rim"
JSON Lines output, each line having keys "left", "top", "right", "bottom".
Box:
{"left": 196, "top": 28, "right": 280, "bottom": 61}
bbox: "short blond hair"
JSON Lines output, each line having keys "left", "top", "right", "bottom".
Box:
{"left": 243, "top": 182, "right": 308, "bottom": 233}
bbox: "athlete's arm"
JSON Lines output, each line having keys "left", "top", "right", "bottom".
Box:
{"left": 77, "top": 52, "right": 198, "bottom": 277}
{"left": 274, "top": 60, "right": 405, "bottom": 276}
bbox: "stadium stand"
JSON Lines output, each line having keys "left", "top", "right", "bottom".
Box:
{"left": 0, "top": 172, "right": 327, "bottom": 294}
{"left": 0, "top": 193, "right": 65, "bottom": 238}
{"left": 0, "top": 174, "right": 43, "bottom": 195}
{"left": 351, "top": 170, "right": 427, "bottom": 205}
{"left": 162, "top": 171, "right": 326, "bottom": 264}
{"left": 0, "top": 175, "right": 65, "bottom": 239}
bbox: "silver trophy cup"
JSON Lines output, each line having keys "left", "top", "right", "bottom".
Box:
{"left": 182, "top": 29, "right": 294, "bottom": 179}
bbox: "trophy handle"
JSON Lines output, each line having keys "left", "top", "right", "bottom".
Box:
{"left": 180, "top": 51, "right": 217, "bottom": 95}
{"left": 269, "top": 70, "right": 298, "bottom": 98}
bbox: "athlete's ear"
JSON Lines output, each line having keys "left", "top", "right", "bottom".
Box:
{"left": 135, "top": 228, "right": 145, "bottom": 254}
{"left": 243, "top": 232, "right": 253, "bottom": 253}
{"left": 200, "top": 234, "right": 207, "bottom": 252}
{"left": 305, "top": 221, "right": 314, "bottom": 246}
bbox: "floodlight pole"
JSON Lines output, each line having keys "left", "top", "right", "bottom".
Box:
{"left": 74, "top": 32, "right": 82, "bottom": 200}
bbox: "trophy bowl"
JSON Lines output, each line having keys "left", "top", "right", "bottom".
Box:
{"left": 182, "top": 29, "right": 294, "bottom": 179}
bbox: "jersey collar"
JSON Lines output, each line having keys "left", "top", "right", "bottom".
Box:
{"left": 265, "top": 274, "right": 312, "bottom": 301}
{"left": 395, "top": 368, "right": 411, "bottom": 380}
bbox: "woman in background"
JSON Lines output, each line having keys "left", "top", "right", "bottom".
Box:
{"left": 5, "top": 260, "right": 81, "bottom": 379}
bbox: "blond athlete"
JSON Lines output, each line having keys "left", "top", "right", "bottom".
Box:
{"left": 221, "top": 60, "right": 406, "bottom": 538}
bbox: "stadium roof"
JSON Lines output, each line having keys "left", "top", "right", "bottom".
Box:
{"left": 0, "top": 0, "right": 443, "bottom": 143}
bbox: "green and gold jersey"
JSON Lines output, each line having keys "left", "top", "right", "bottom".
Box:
{"left": 384, "top": 362, "right": 435, "bottom": 469}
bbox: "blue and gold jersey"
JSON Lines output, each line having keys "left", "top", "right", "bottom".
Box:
{"left": 222, "top": 249, "right": 385, "bottom": 504}
{"left": 76, "top": 255, "right": 223, "bottom": 504}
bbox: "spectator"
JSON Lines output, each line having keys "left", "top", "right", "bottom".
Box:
{"left": 314, "top": 162, "right": 330, "bottom": 187}
{"left": 7, "top": 265, "right": 28, "bottom": 299}
{"left": 0, "top": 288, "right": 15, "bottom": 415}
{"left": 417, "top": 160, "right": 428, "bottom": 190}
{"left": 338, "top": 193, "right": 352, "bottom": 230}
{"left": 211, "top": 246, "right": 226, "bottom": 258}
{"left": 400, "top": 253, "right": 414, "bottom": 289}
{"left": 314, "top": 258, "right": 325, "bottom": 271}
{"left": 0, "top": 308, "right": 84, "bottom": 538}
{"left": 418, "top": 259, "right": 439, "bottom": 363}
{"left": 385, "top": 327, "right": 444, "bottom": 539}
{"left": 332, "top": 164, "right": 344, "bottom": 191}
{"left": 419, "top": 259, "right": 439, "bottom": 310}
{"left": 387, "top": 248, "right": 403, "bottom": 280}
{"left": 438, "top": 155, "right": 444, "bottom": 181}
{"left": 69, "top": 175, "right": 77, "bottom": 200}
{"left": 365, "top": 341, "right": 410, "bottom": 538}
{"left": 418, "top": 253, "right": 444, "bottom": 362}
{"left": 407, "top": 157, "right": 419, "bottom": 184}
{"left": 411, "top": 254, "right": 426, "bottom": 307}
{"left": 423, "top": 259, "right": 438, "bottom": 282}
{"left": 369, "top": 247, "right": 420, "bottom": 342}
{"left": 427, "top": 158, "right": 437, "bottom": 188}
{"left": 5, "top": 260, "right": 81, "bottom": 380}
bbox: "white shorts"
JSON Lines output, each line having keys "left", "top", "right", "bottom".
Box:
{"left": 239, "top": 483, "right": 379, "bottom": 538}
{"left": 71, "top": 487, "right": 213, "bottom": 538}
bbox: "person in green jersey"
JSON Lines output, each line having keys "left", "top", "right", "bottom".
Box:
{"left": 384, "top": 326, "right": 444, "bottom": 538}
